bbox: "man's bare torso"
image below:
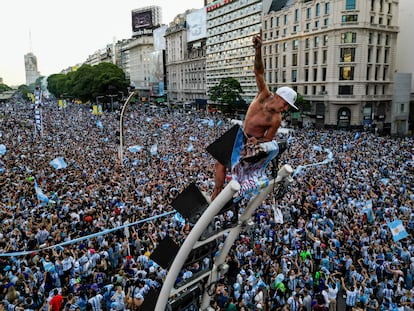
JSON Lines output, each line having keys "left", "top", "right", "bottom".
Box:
{"left": 244, "top": 93, "right": 282, "bottom": 140}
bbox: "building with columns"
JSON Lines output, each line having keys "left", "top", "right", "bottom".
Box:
{"left": 262, "top": 0, "right": 399, "bottom": 131}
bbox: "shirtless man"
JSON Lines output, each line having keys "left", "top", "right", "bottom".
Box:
{"left": 211, "top": 30, "right": 298, "bottom": 201}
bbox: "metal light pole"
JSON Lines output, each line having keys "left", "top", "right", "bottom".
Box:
{"left": 119, "top": 90, "right": 138, "bottom": 163}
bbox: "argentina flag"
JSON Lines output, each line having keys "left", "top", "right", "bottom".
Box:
{"left": 388, "top": 219, "right": 409, "bottom": 242}
{"left": 150, "top": 144, "right": 158, "bottom": 155}
{"left": 0, "top": 144, "right": 6, "bottom": 156}
{"left": 50, "top": 157, "right": 68, "bottom": 170}
{"left": 34, "top": 181, "right": 49, "bottom": 204}
{"left": 128, "top": 145, "right": 143, "bottom": 153}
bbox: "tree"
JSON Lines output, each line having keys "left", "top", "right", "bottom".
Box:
{"left": 47, "top": 63, "right": 129, "bottom": 104}
{"left": 209, "top": 77, "right": 244, "bottom": 114}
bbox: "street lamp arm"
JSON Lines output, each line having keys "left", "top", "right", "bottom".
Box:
{"left": 119, "top": 90, "right": 139, "bottom": 163}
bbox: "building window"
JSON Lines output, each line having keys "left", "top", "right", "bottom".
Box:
{"left": 314, "top": 51, "right": 318, "bottom": 64}
{"left": 293, "top": 25, "right": 299, "bottom": 33}
{"left": 375, "top": 66, "right": 379, "bottom": 80}
{"left": 316, "top": 3, "right": 320, "bottom": 16}
{"left": 366, "top": 66, "right": 371, "bottom": 80}
{"left": 377, "top": 34, "right": 381, "bottom": 45}
{"left": 346, "top": 0, "right": 356, "bottom": 10}
{"left": 283, "top": 42, "right": 288, "bottom": 52}
{"left": 304, "top": 85, "right": 308, "bottom": 95}
{"left": 368, "top": 33, "right": 373, "bottom": 44}
{"left": 284, "top": 15, "right": 288, "bottom": 25}
{"left": 312, "top": 85, "right": 317, "bottom": 95}
{"left": 305, "top": 52, "right": 309, "bottom": 65}
{"left": 340, "top": 48, "right": 355, "bottom": 62}
{"left": 383, "top": 67, "right": 388, "bottom": 80}
{"left": 270, "top": 17, "right": 274, "bottom": 28}
{"left": 376, "top": 48, "right": 381, "bottom": 63}
{"left": 305, "top": 69, "right": 309, "bottom": 81}
{"left": 307, "top": 8, "right": 312, "bottom": 19}
{"left": 293, "top": 39, "right": 298, "bottom": 50}
{"left": 276, "top": 16, "right": 280, "bottom": 27}
{"left": 368, "top": 48, "right": 372, "bottom": 63}
{"left": 306, "top": 23, "right": 311, "bottom": 30}
{"left": 314, "top": 36, "right": 319, "bottom": 48}
{"left": 341, "top": 32, "right": 356, "bottom": 43}
{"left": 322, "top": 67, "right": 327, "bottom": 81}
{"left": 282, "top": 71, "right": 286, "bottom": 82}
{"left": 322, "top": 50, "right": 327, "bottom": 64}
{"left": 325, "top": 2, "right": 330, "bottom": 14}
{"left": 385, "top": 34, "right": 389, "bottom": 46}
{"left": 292, "top": 69, "right": 297, "bottom": 82}
{"left": 313, "top": 68, "right": 318, "bottom": 81}
{"left": 323, "top": 35, "right": 328, "bottom": 46}
{"left": 314, "top": 20, "right": 319, "bottom": 29}
{"left": 305, "top": 38, "right": 310, "bottom": 49}
{"left": 282, "top": 55, "right": 286, "bottom": 67}
{"left": 339, "top": 66, "right": 354, "bottom": 80}
{"left": 292, "top": 53, "right": 298, "bottom": 66}
{"left": 324, "top": 18, "right": 329, "bottom": 26}
{"left": 295, "top": 9, "right": 299, "bottom": 22}
{"left": 338, "top": 85, "right": 353, "bottom": 95}
{"left": 342, "top": 15, "right": 358, "bottom": 23}
{"left": 384, "top": 49, "right": 389, "bottom": 63}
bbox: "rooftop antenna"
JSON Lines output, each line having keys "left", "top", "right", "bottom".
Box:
{"left": 29, "top": 30, "right": 33, "bottom": 53}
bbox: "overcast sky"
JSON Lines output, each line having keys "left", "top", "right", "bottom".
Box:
{"left": 0, "top": 0, "right": 205, "bottom": 86}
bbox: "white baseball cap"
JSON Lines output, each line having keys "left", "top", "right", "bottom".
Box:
{"left": 276, "top": 86, "right": 298, "bottom": 110}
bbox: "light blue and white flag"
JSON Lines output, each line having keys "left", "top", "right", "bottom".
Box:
{"left": 361, "top": 200, "right": 374, "bottom": 223}
{"left": 34, "top": 181, "right": 49, "bottom": 204}
{"left": 189, "top": 136, "right": 196, "bottom": 141}
{"left": 313, "top": 145, "right": 323, "bottom": 152}
{"left": 128, "top": 145, "right": 143, "bottom": 153}
{"left": 208, "top": 119, "right": 215, "bottom": 127}
{"left": 150, "top": 144, "right": 158, "bottom": 155}
{"left": 96, "top": 120, "right": 103, "bottom": 129}
{"left": 50, "top": 157, "right": 68, "bottom": 170}
{"left": 354, "top": 132, "right": 360, "bottom": 140}
{"left": 388, "top": 219, "right": 409, "bottom": 242}
{"left": 0, "top": 144, "right": 6, "bottom": 156}
{"left": 187, "top": 143, "right": 194, "bottom": 152}
{"left": 162, "top": 123, "right": 171, "bottom": 129}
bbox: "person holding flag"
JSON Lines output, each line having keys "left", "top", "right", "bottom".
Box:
{"left": 211, "top": 29, "right": 298, "bottom": 200}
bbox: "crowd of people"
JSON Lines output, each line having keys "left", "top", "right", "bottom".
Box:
{"left": 0, "top": 96, "right": 413, "bottom": 311}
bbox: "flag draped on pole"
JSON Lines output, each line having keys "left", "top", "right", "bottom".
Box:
{"left": 388, "top": 220, "right": 409, "bottom": 242}
{"left": 50, "top": 157, "right": 68, "bottom": 170}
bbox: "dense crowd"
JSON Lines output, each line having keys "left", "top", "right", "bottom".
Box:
{"left": 0, "top": 97, "right": 413, "bottom": 311}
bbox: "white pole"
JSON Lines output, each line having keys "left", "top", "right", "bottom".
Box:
{"left": 154, "top": 180, "right": 240, "bottom": 311}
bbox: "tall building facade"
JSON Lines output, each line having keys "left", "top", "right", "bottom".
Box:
{"left": 262, "top": 0, "right": 399, "bottom": 131}
{"left": 165, "top": 9, "right": 207, "bottom": 104}
{"left": 205, "top": 0, "right": 262, "bottom": 104}
{"left": 24, "top": 52, "right": 40, "bottom": 86}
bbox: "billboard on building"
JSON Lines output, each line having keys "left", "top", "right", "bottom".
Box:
{"left": 186, "top": 8, "right": 207, "bottom": 42}
{"left": 148, "top": 51, "right": 164, "bottom": 96}
{"left": 132, "top": 10, "right": 153, "bottom": 32}
{"left": 153, "top": 25, "right": 168, "bottom": 50}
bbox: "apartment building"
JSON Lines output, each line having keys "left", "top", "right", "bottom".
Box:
{"left": 206, "top": 0, "right": 262, "bottom": 104}
{"left": 165, "top": 9, "right": 208, "bottom": 104}
{"left": 262, "top": 0, "right": 399, "bottom": 131}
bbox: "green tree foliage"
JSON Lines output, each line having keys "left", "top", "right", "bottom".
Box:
{"left": 295, "top": 93, "right": 310, "bottom": 112}
{"left": 0, "top": 83, "right": 12, "bottom": 93}
{"left": 17, "top": 85, "right": 32, "bottom": 101}
{"left": 47, "top": 63, "right": 129, "bottom": 103}
{"left": 209, "top": 77, "right": 244, "bottom": 113}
